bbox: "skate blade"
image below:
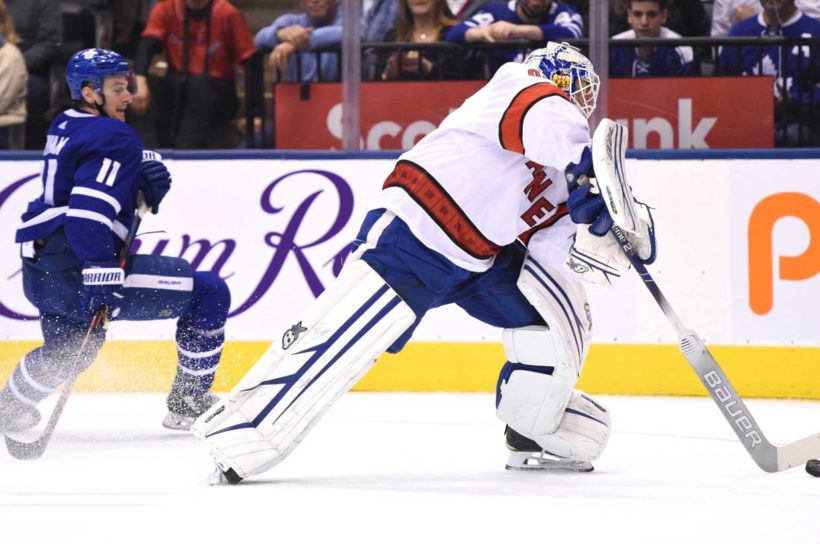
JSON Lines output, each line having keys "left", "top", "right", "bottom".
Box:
{"left": 505, "top": 451, "right": 594, "bottom": 472}
{"left": 162, "top": 412, "right": 194, "bottom": 431}
{"left": 208, "top": 466, "right": 229, "bottom": 486}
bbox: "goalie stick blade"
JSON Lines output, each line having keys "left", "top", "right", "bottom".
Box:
{"left": 4, "top": 433, "right": 48, "bottom": 460}
{"left": 677, "top": 331, "right": 820, "bottom": 473}
{"left": 505, "top": 451, "right": 594, "bottom": 472}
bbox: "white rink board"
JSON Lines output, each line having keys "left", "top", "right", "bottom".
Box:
{"left": 0, "top": 157, "right": 817, "bottom": 347}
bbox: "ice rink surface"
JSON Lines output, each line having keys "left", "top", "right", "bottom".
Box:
{"left": 1, "top": 393, "right": 818, "bottom": 544}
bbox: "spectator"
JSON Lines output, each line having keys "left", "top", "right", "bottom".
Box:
{"left": 362, "top": 0, "right": 400, "bottom": 79}
{"left": 255, "top": 0, "right": 343, "bottom": 82}
{"left": 610, "top": 0, "right": 699, "bottom": 77}
{"left": 364, "top": 0, "right": 400, "bottom": 42}
{"left": 0, "top": 0, "right": 26, "bottom": 150}
{"left": 5, "top": 0, "right": 59, "bottom": 150}
{"left": 448, "top": 0, "right": 493, "bottom": 19}
{"left": 611, "top": 0, "right": 709, "bottom": 37}
{"left": 712, "top": 0, "right": 820, "bottom": 36}
{"left": 446, "top": 0, "right": 583, "bottom": 75}
{"left": 717, "top": 0, "right": 820, "bottom": 144}
{"left": 133, "top": 0, "right": 255, "bottom": 149}
{"left": 112, "top": 0, "right": 154, "bottom": 58}
{"left": 378, "top": 0, "right": 461, "bottom": 80}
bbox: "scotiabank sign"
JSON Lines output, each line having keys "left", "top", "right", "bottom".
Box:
{"left": 276, "top": 81, "right": 483, "bottom": 150}
{"left": 609, "top": 77, "right": 773, "bottom": 149}
{"left": 275, "top": 77, "right": 773, "bottom": 150}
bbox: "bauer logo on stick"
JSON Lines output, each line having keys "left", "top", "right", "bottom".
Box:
{"left": 282, "top": 322, "right": 307, "bottom": 350}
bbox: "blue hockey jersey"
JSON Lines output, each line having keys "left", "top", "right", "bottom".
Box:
{"left": 15, "top": 109, "right": 143, "bottom": 264}
{"left": 446, "top": 0, "right": 583, "bottom": 74}
{"left": 717, "top": 12, "right": 820, "bottom": 103}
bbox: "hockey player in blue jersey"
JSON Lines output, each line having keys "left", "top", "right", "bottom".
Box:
{"left": 0, "top": 49, "right": 231, "bottom": 434}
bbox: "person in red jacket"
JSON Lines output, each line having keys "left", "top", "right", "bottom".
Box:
{"left": 132, "top": 0, "right": 255, "bottom": 148}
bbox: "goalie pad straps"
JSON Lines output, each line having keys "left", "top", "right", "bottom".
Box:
{"left": 193, "top": 260, "right": 416, "bottom": 480}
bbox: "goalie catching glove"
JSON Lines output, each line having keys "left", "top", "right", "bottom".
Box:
{"left": 567, "top": 198, "right": 656, "bottom": 285}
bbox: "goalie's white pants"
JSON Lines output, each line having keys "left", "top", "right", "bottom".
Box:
{"left": 192, "top": 259, "right": 415, "bottom": 480}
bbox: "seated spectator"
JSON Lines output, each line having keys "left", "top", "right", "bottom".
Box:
{"left": 378, "top": 0, "right": 461, "bottom": 80}
{"left": 712, "top": 0, "right": 820, "bottom": 36}
{"left": 6, "top": 0, "right": 58, "bottom": 150}
{"left": 610, "top": 0, "right": 700, "bottom": 77}
{"left": 0, "top": 0, "right": 27, "bottom": 150}
{"left": 133, "top": 0, "right": 255, "bottom": 149}
{"left": 611, "top": 0, "right": 709, "bottom": 37}
{"left": 362, "top": 0, "right": 400, "bottom": 79}
{"left": 711, "top": 0, "right": 762, "bottom": 36}
{"left": 717, "top": 0, "right": 820, "bottom": 144}
{"left": 446, "top": 0, "right": 583, "bottom": 75}
{"left": 255, "top": 0, "right": 343, "bottom": 82}
{"left": 364, "top": 0, "right": 400, "bottom": 43}
{"left": 448, "top": 0, "right": 493, "bottom": 19}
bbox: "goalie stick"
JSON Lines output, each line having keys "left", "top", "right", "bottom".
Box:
{"left": 591, "top": 119, "right": 820, "bottom": 473}
{"left": 4, "top": 197, "right": 149, "bottom": 460}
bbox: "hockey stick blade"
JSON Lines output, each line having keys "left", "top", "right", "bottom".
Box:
{"left": 610, "top": 225, "right": 820, "bottom": 472}
{"left": 677, "top": 330, "right": 820, "bottom": 472}
{"left": 4, "top": 372, "right": 80, "bottom": 460}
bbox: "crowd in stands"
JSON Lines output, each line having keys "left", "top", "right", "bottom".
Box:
{"left": 0, "top": 0, "right": 818, "bottom": 150}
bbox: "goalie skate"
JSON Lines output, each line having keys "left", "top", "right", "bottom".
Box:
{"left": 504, "top": 426, "right": 594, "bottom": 472}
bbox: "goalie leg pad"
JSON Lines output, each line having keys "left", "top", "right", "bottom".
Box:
{"left": 193, "top": 259, "right": 416, "bottom": 480}
{"left": 497, "top": 324, "right": 578, "bottom": 438}
{"left": 532, "top": 390, "right": 611, "bottom": 462}
{"left": 516, "top": 254, "right": 591, "bottom": 373}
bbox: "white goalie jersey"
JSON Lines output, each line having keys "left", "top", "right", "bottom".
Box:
{"left": 377, "top": 61, "right": 591, "bottom": 272}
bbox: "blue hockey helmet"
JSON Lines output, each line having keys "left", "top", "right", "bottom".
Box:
{"left": 524, "top": 42, "right": 599, "bottom": 119}
{"left": 65, "top": 48, "right": 135, "bottom": 101}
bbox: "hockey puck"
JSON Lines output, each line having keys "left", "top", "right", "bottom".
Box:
{"left": 806, "top": 459, "right": 820, "bottom": 477}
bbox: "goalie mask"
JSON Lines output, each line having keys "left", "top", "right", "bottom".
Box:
{"left": 524, "top": 42, "right": 599, "bottom": 119}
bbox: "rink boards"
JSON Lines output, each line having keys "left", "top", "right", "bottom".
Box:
{"left": 0, "top": 152, "right": 817, "bottom": 398}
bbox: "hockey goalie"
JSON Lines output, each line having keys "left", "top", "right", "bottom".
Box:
{"left": 194, "top": 42, "right": 657, "bottom": 484}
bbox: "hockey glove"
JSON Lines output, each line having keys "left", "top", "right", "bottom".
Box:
{"left": 565, "top": 199, "right": 657, "bottom": 286}
{"left": 565, "top": 147, "right": 613, "bottom": 236}
{"left": 140, "top": 160, "right": 172, "bottom": 214}
{"left": 80, "top": 261, "right": 125, "bottom": 320}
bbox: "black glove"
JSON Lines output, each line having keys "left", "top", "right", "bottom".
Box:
{"left": 140, "top": 160, "right": 172, "bottom": 214}
{"left": 80, "top": 261, "right": 125, "bottom": 320}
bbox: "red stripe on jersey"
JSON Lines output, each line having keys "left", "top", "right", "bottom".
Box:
{"left": 517, "top": 203, "right": 569, "bottom": 246}
{"left": 383, "top": 160, "right": 502, "bottom": 260}
{"left": 499, "top": 83, "right": 569, "bottom": 155}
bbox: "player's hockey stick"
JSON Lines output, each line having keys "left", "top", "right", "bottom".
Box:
{"left": 590, "top": 119, "right": 820, "bottom": 472}
{"left": 4, "top": 204, "right": 146, "bottom": 460}
{"left": 610, "top": 225, "right": 820, "bottom": 472}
